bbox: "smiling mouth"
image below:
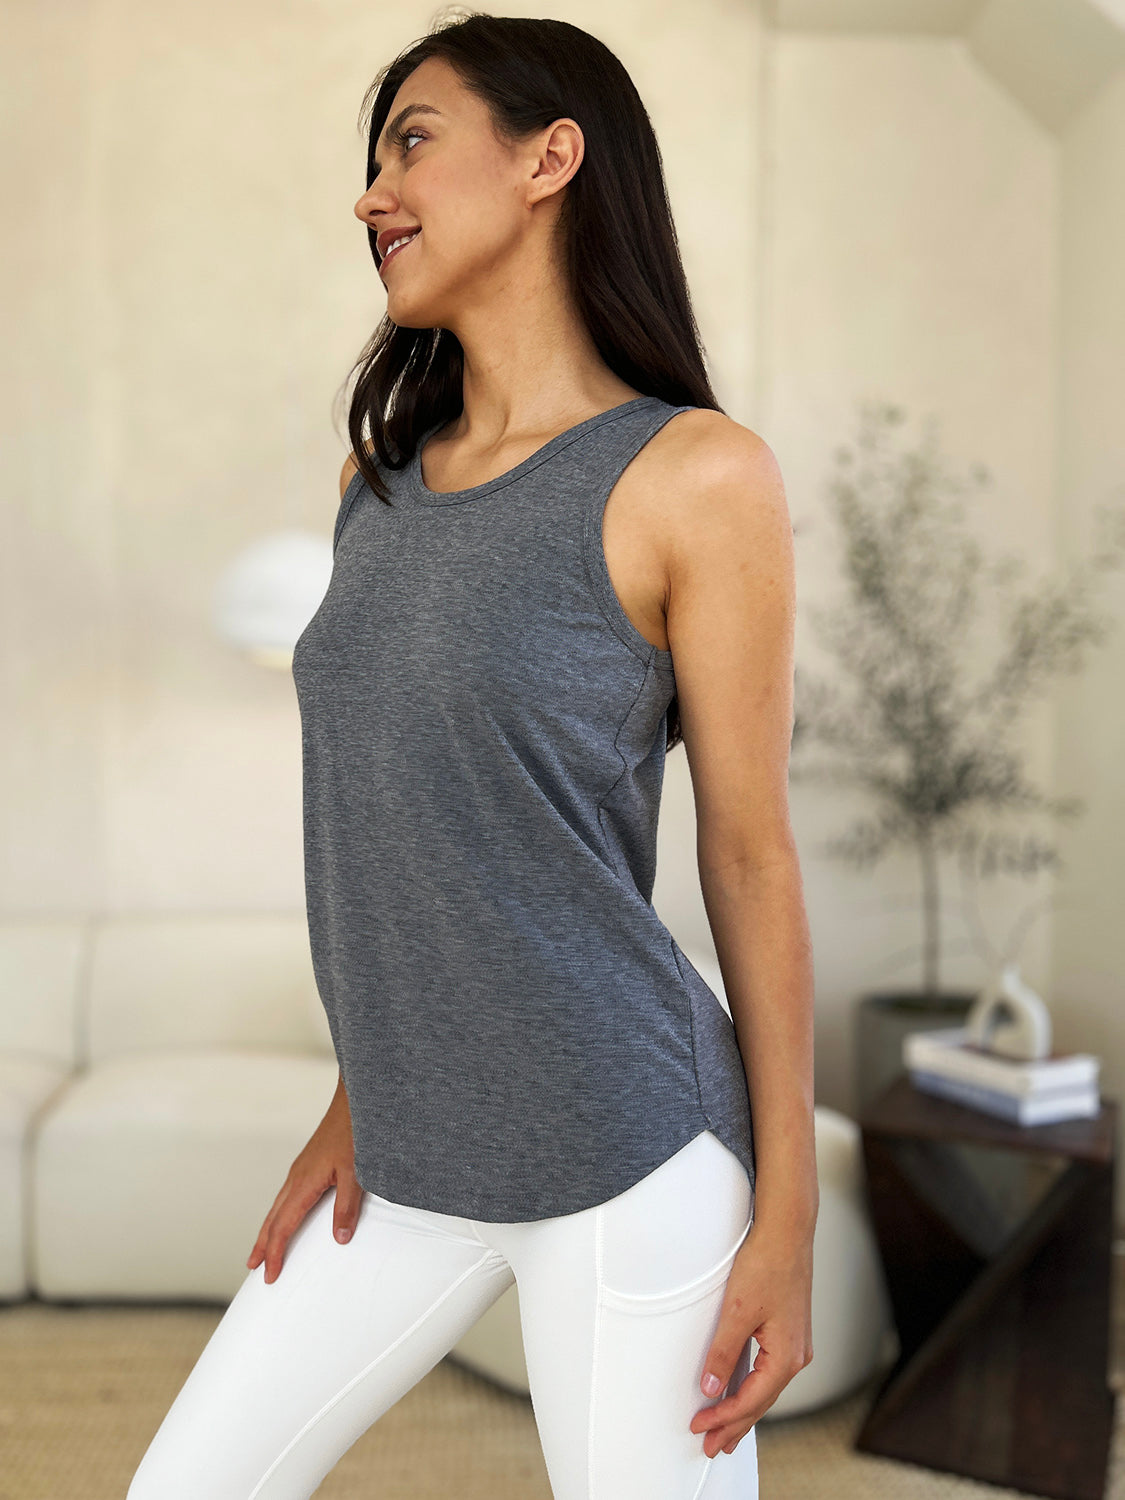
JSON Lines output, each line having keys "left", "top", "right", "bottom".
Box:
{"left": 380, "top": 230, "right": 421, "bottom": 274}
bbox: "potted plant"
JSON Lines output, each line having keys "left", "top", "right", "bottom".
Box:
{"left": 789, "top": 400, "right": 1125, "bottom": 1109}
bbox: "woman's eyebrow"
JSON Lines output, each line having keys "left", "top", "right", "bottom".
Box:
{"left": 371, "top": 103, "right": 444, "bottom": 173}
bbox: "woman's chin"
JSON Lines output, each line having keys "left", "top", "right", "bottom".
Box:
{"left": 385, "top": 289, "right": 441, "bottom": 329}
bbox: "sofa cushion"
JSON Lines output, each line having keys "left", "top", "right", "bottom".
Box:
{"left": 86, "top": 915, "right": 335, "bottom": 1063}
{"left": 0, "top": 1053, "right": 72, "bottom": 1299}
{"left": 31, "top": 1048, "right": 339, "bottom": 1300}
{"left": 0, "top": 919, "right": 86, "bottom": 1068}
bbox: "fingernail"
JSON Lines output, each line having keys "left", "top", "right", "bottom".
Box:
{"left": 702, "top": 1372, "right": 722, "bottom": 1397}
{"left": 335, "top": 1227, "right": 351, "bottom": 1243}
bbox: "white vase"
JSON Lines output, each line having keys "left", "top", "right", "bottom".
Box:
{"left": 964, "top": 961, "right": 1052, "bottom": 1061}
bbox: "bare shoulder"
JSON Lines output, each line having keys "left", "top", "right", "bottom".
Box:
{"left": 634, "top": 409, "right": 789, "bottom": 560}
{"left": 656, "top": 408, "right": 783, "bottom": 502}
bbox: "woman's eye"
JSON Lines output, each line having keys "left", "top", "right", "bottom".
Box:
{"left": 403, "top": 129, "right": 426, "bottom": 152}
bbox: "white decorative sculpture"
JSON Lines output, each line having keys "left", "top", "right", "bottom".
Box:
{"left": 963, "top": 962, "right": 1052, "bottom": 1062}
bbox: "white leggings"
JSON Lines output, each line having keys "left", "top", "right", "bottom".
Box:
{"left": 126, "top": 1128, "right": 757, "bottom": 1500}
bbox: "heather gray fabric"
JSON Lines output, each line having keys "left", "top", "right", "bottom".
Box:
{"left": 291, "top": 394, "right": 756, "bottom": 1221}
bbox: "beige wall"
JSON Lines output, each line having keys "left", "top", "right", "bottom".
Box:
{"left": 3, "top": 4, "right": 1123, "bottom": 1170}
{"left": 1052, "top": 68, "right": 1125, "bottom": 1119}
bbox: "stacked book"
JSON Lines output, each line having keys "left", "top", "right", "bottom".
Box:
{"left": 904, "top": 1027, "right": 1101, "bottom": 1125}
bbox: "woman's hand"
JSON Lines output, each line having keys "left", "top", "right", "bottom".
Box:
{"left": 245, "top": 1072, "right": 364, "bottom": 1285}
{"left": 689, "top": 1218, "right": 815, "bottom": 1457}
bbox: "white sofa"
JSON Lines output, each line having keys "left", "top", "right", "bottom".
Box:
{"left": 0, "top": 914, "right": 894, "bottom": 1417}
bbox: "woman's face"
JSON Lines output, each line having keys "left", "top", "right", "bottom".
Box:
{"left": 354, "top": 56, "right": 577, "bottom": 331}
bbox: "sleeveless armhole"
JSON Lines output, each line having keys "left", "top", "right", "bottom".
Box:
{"left": 333, "top": 466, "right": 369, "bottom": 554}
{"left": 580, "top": 405, "right": 693, "bottom": 676}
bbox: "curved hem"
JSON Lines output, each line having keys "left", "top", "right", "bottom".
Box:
{"left": 350, "top": 1116, "right": 724, "bottom": 1224}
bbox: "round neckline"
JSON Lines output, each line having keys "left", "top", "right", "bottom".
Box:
{"left": 405, "top": 395, "right": 663, "bottom": 506}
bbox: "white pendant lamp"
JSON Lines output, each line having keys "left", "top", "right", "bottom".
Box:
{"left": 212, "top": 528, "right": 333, "bottom": 669}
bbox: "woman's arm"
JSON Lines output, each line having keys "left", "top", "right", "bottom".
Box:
{"left": 699, "top": 853, "right": 817, "bottom": 1236}
{"left": 660, "top": 412, "right": 816, "bottom": 1456}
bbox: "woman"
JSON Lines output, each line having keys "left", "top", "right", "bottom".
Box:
{"left": 127, "top": 14, "right": 816, "bottom": 1499}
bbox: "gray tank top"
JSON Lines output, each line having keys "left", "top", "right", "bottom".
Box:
{"left": 291, "top": 394, "right": 756, "bottom": 1221}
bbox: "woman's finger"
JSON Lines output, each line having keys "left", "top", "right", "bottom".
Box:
{"left": 246, "top": 1179, "right": 291, "bottom": 1268}
{"left": 262, "top": 1206, "right": 307, "bottom": 1283}
{"left": 691, "top": 1352, "right": 794, "bottom": 1442}
{"left": 332, "top": 1175, "right": 364, "bottom": 1244}
{"left": 698, "top": 1372, "right": 775, "bottom": 1457}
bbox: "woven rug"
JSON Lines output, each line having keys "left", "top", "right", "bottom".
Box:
{"left": 0, "top": 1294, "right": 1122, "bottom": 1499}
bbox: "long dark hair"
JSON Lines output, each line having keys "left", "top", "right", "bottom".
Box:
{"left": 340, "top": 11, "right": 723, "bottom": 751}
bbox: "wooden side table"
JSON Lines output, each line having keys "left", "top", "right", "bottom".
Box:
{"left": 856, "top": 1075, "right": 1117, "bottom": 1500}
